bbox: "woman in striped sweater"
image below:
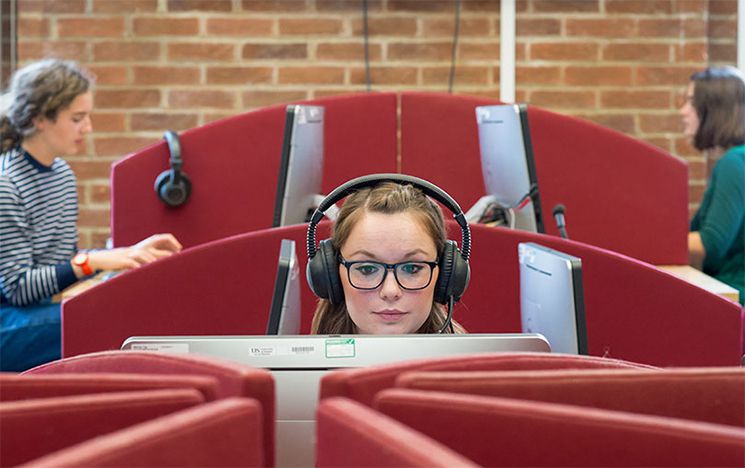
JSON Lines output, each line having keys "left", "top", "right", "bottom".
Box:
{"left": 0, "top": 59, "right": 182, "bottom": 371}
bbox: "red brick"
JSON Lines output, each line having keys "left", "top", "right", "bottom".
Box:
{"left": 202, "top": 113, "right": 235, "bottom": 125}
{"left": 167, "top": 0, "right": 232, "bottom": 11}
{"left": 461, "top": 0, "right": 500, "bottom": 12}
{"left": 206, "top": 18, "right": 273, "bottom": 36}
{"left": 240, "top": 0, "right": 305, "bottom": 11}
{"left": 94, "top": 137, "right": 155, "bottom": 156}
{"left": 564, "top": 66, "right": 633, "bottom": 86}
{"left": 676, "top": 0, "right": 707, "bottom": 13}
{"left": 88, "top": 231, "right": 111, "bottom": 249}
{"left": 388, "top": 43, "right": 453, "bottom": 61}
{"left": 709, "top": 43, "right": 736, "bottom": 63}
{"left": 68, "top": 160, "right": 114, "bottom": 179}
{"left": 674, "top": 43, "right": 707, "bottom": 62}
{"left": 242, "top": 91, "right": 308, "bottom": 108}
{"left": 601, "top": 91, "right": 671, "bottom": 109}
{"left": 18, "top": 42, "right": 89, "bottom": 62}
{"left": 517, "top": 19, "right": 561, "bottom": 36}
{"left": 168, "top": 43, "right": 235, "bottom": 61}
{"left": 78, "top": 208, "right": 111, "bottom": 227}
{"left": 92, "top": 0, "right": 158, "bottom": 13}
{"left": 565, "top": 18, "right": 636, "bottom": 37}
{"left": 605, "top": 0, "right": 672, "bottom": 14}
{"left": 350, "top": 67, "right": 418, "bottom": 85}
{"left": 686, "top": 159, "right": 706, "bottom": 181}
{"left": 133, "top": 18, "right": 200, "bottom": 36}
{"left": 708, "top": 19, "right": 737, "bottom": 38}
{"left": 133, "top": 66, "right": 201, "bottom": 85}
{"left": 637, "top": 19, "right": 684, "bottom": 38}
{"left": 351, "top": 18, "right": 417, "bottom": 36}
{"left": 278, "top": 67, "right": 345, "bottom": 85}
{"left": 93, "top": 42, "right": 160, "bottom": 61}
{"left": 529, "top": 90, "right": 596, "bottom": 109}
{"left": 17, "top": 18, "right": 49, "bottom": 37}
{"left": 533, "top": 0, "right": 600, "bottom": 12}
{"left": 675, "top": 136, "right": 699, "bottom": 157}
{"left": 17, "top": 0, "right": 86, "bottom": 13}
{"left": 639, "top": 113, "right": 684, "bottom": 133}
{"left": 242, "top": 43, "right": 307, "bottom": 59}
{"left": 709, "top": 0, "right": 737, "bottom": 14}
{"left": 317, "top": 43, "right": 382, "bottom": 61}
{"left": 636, "top": 66, "right": 699, "bottom": 86}
{"left": 388, "top": 1, "right": 451, "bottom": 12}
{"left": 91, "top": 112, "right": 127, "bottom": 132}
{"left": 131, "top": 113, "right": 199, "bottom": 131}
{"left": 531, "top": 42, "right": 599, "bottom": 61}
{"left": 316, "top": 0, "right": 383, "bottom": 12}
{"left": 644, "top": 137, "right": 673, "bottom": 153}
{"left": 680, "top": 18, "right": 707, "bottom": 38}
{"left": 422, "top": 18, "right": 491, "bottom": 37}
{"left": 578, "top": 113, "right": 636, "bottom": 134}
{"left": 688, "top": 183, "right": 705, "bottom": 205}
{"left": 603, "top": 43, "right": 670, "bottom": 62}
{"left": 515, "top": 66, "right": 562, "bottom": 85}
{"left": 88, "top": 66, "right": 130, "bottom": 86}
{"left": 89, "top": 184, "right": 111, "bottom": 204}
{"left": 206, "top": 67, "right": 273, "bottom": 85}
{"left": 422, "top": 67, "right": 489, "bottom": 85}
{"left": 458, "top": 42, "right": 500, "bottom": 61}
{"left": 58, "top": 17, "right": 125, "bottom": 38}
{"left": 279, "top": 19, "right": 343, "bottom": 35}
{"left": 95, "top": 90, "right": 161, "bottom": 108}
{"left": 168, "top": 90, "right": 237, "bottom": 109}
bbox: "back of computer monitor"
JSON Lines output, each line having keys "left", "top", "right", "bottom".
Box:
{"left": 519, "top": 242, "right": 587, "bottom": 354}
{"left": 474, "top": 104, "right": 544, "bottom": 232}
{"left": 266, "top": 239, "right": 301, "bottom": 335}
{"left": 272, "top": 105, "right": 325, "bottom": 227}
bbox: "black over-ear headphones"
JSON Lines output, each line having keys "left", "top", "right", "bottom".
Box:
{"left": 154, "top": 130, "right": 192, "bottom": 207}
{"left": 306, "top": 173, "right": 471, "bottom": 305}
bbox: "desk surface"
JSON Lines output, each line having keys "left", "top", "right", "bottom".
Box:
{"left": 657, "top": 265, "right": 740, "bottom": 303}
{"left": 53, "top": 273, "right": 109, "bottom": 303}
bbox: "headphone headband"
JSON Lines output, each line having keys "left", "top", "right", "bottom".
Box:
{"left": 307, "top": 173, "right": 471, "bottom": 261}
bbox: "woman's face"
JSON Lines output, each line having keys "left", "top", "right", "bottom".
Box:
{"left": 33, "top": 91, "right": 93, "bottom": 157}
{"left": 339, "top": 211, "right": 439, "bottom": 334}
{"left": 679, "top": 82, "right": 700, "bottom": 139}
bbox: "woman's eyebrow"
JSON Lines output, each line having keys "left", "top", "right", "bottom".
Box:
{"left": 346, "top": 248, "right": 432, "bottom": 260}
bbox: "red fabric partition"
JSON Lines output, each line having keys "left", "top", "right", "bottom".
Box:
{"left": 320, "top": 352, "right": 656, "bottom": 408}
{"left": 459, "top": 223, "right": 742, "bottom": 366}
{"left": 400, "top": 92, "right": 688, "bottom": 265}
{"left": 396, "top": 367, "right": 745, "bottom": 428}
{"left": 62, "top": 223, "right": 327, "bottom": 358}
{"left": 111, "top": 93, "right": 397, "bottom": 249}
{"left": 0, "top": 389, "right": 204, "bottom": 466}
{"left": 374, "top": 389, "right": 745, "bottom": 467}
{"left": 25, "top": 398, "right": 264, "bottom": 468}
{"left": 316, "top": 397, "right": 477, "bottom": 467}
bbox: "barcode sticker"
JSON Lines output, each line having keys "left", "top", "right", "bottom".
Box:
{"left": 325, "top": 338, "right": 355, "bottom": 358}
{"left": 291, "top": 346, "right": 315, "bottom": 354}
{"left": 130, "top": 343, "right": 189, "bottom": 353}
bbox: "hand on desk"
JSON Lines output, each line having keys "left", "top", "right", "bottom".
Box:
{"left": 72, "top": 233, "right": 182, "bottom": 279}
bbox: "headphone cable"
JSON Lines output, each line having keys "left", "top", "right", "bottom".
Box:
{"left": 438, "top": 296, "right": 456, "bottom": 334}
{"left": 447, "top": 0, "right": 462, "bottom": 94}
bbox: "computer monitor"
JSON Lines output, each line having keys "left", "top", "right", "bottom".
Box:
{"left": 122, "top": 333, "right": 549, "bottom": 467}
{"left": 467, "top": 104, "right": 544, "bottom": 233}
{"left": 266, "top": 239, "right": 301, "bottom": 335}
{"left": 272, "top": 104, "right": 326, "bottom": 227}
{"left": 519, "top": 242, "right": 588, "bottom": 354}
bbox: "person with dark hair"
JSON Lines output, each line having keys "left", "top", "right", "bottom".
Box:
{"left": 679, "top": 66, "right": 744, "bottom": 304}
{"left": 0, "top": 59, "right": 182, "bottom": 371}
{"left": 311, "top": 181, "right": 466, "bottom": 334}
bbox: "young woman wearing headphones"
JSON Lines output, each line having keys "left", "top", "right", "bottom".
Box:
{"left": 306, "top": 174, "right": 471, "bottom": 334}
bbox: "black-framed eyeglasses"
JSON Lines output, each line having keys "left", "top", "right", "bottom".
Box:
{"left": 338, "top": 256, "right": 438, "bottom": 291}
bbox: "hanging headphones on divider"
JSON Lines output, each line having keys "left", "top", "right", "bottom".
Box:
{"left": 154, "top": 130, "right": 192, "bottom": 208}
{"left": 306, "top": 173, "right": 471, "bottom": 306}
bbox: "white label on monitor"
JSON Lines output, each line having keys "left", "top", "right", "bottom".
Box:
{"left": 130, "top": 343, "right": 189, "bottom": 353}
{"left": 325, "top": 338, "right": 356, "bottom": 358}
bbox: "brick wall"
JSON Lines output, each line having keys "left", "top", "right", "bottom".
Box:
{"left": 12, "top": 0, "right": 739, "bottom": 248}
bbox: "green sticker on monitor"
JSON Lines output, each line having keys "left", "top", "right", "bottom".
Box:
{"left": 325, "top": 338, "right": 356, "bottom": 358}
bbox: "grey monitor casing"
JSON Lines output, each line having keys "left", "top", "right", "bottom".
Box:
{"left": 266, "top": 239, "right": 301, "bottom": 335}
{"left": 519, "top": 242, "right": 588, "bottom": 355}
{"left": 121, "top": 333, "right": 550, "bottom": 467}
{"left": 273, "top": 105, "right": 325, "bottom": 227}
{"left": 474, "top": 104, "right": 544, "bottom": 232}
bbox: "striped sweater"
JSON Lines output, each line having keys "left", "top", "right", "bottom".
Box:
{"left": 0, "top": 147, "right": 79, "bottom": 306}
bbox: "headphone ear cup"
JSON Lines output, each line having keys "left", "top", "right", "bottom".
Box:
{"left": 434, "top": 240, "right": 470, "bottom": 304}
{"left": 306, "top": 239, "right": 344, "bottom": 305}
{"left": 155, "top": 170, "right": 192, "bottom": 207}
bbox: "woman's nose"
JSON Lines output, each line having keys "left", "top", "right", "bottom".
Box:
{"left": 379, "top": 270, "right": 402, "bottom": 300}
